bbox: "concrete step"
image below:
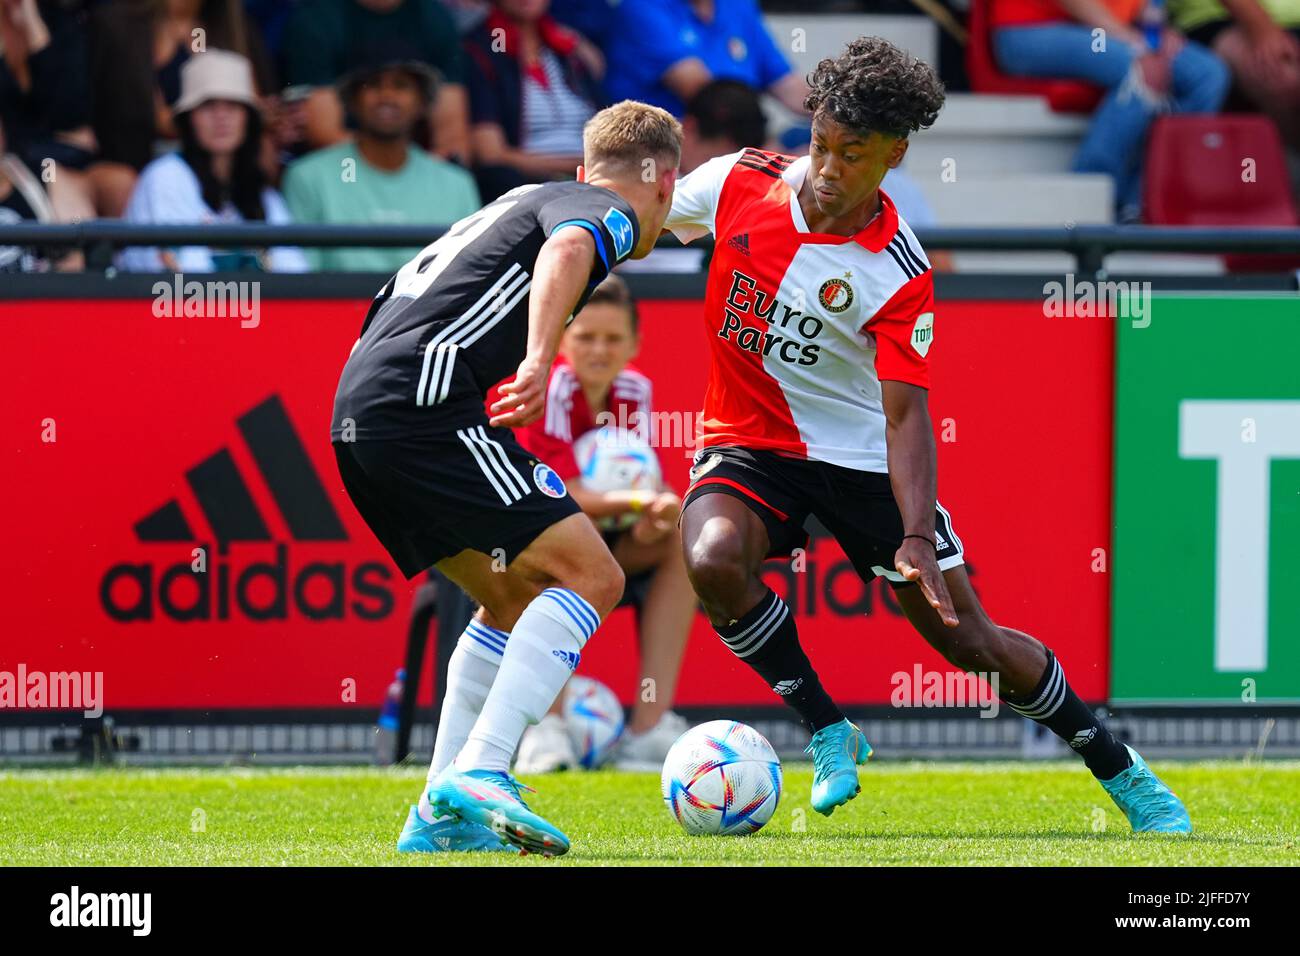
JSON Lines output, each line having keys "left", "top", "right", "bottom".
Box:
{"left": 908, "top": 94, "right": 1092, "bottom": 176}
{"left": 911, "top": 172, "right": 1115, "bottom": 227}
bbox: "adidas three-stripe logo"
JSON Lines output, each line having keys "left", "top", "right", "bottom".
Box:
{"left": 417, "top": 263, "right": 532, "bottom": 406}
{"left": 134, "top": 395, "right": 346, "bottom": 543}
{"left": 456, "top": 425, "right": 531, "bottom": 506}
{"left": 718, "top": 591, "right": 789, "bottom": 660}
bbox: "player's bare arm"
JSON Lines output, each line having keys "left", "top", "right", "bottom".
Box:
{"left": 882, "top": 379, "right": 959, "bottom": 626}
{"left": 489, "top": 227, "right": 598, "bottom": 428}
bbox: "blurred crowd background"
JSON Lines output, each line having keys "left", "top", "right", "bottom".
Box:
{"left": 1, "top": 0, "right": 1297, "bottom": 274}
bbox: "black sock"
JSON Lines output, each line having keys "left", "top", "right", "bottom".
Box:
{"left": 714, "top": 589, "right": 843, "bottom": 732}
{"left": 1002, "top": 649, "right": 1131, "bottom": 780}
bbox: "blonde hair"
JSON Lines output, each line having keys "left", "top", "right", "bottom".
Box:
{"left": 583, "top": 100, "right": 683, "bottom": 175}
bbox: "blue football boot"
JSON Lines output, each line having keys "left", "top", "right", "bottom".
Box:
{"left": 805, "top": 719, "right": 873, "bottom": 816}
{"left": 428, "top": 768, "right": 571, "bottom": 856}
{"left": 1100, "top": 746, "right": 1193, "bottom": 833}
{"left": 395, "top": 805, "right": 519, "bottom": 854}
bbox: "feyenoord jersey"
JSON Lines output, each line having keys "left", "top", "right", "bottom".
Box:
{"left": 665, "top": 148, "right": 935, "bottom": 472}
{"left": 332, "top": 181, "right": 639, "bottom": 440}
{"left": 499, "top": 357, "right": 657, "bottom": 480}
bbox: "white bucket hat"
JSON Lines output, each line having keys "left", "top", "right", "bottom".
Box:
{"left": 174, "top": 49, "right": 259, "bottom": 115}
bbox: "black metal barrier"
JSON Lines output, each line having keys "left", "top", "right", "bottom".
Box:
{"left": 2, "top": 221, "right": 1300, "bottom": 283}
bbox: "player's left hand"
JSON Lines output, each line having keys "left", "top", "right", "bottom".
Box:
{"left": 895, "top": 539, "right": 958, "bottom": 627}
{"left": 489, "top": 356, "right": 550, "bottom": 428}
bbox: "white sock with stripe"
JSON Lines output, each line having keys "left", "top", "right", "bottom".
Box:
{"left": 454, "top": 588, "right": 599, "bottom": 774}
{"left": 415, "top": 618, "right": 506, "bottom": 824}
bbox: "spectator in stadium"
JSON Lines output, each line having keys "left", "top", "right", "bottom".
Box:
{"left": 281, "top": 0, "right": 471, "bottom": 163}
{"left": 679, "top": 78, "right": 768, "bottom": 174}
{"left": 86, "top": 0, "right": 279, "bottom": 172}
{"left": 1, "top": 0, "right": 135, "bottom": 217}
{"left": 0, "top": 115, "right": 81, "bottom": 271}
{"left": 282, "top": 53, "right": 480, "bottom": 272}
{"left": 547, "top": 0, "right": 618, "bottom": 52}
{"left": 508, "top": 274, "right": 695, "bottom": 773}
{"left": 992, "top": 0, "right": 1231, "bottom": 220}
{"left": 601, "top": 0, "right": 809, "bottom": 119}
{"left": 120, "top": 50, "right": 308, "bottom": 272}
{"left": 1168, "top": 0, "right": 1300, "bottom": 154}
{"left": 462, "top": 0, "right": 604, "bottom": 202}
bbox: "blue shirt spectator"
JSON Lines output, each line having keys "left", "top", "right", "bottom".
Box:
{"left": 602, "top": 0, "right": 806, "bottom": 117}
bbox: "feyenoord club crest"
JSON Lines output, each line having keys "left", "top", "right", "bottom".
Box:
{"left": 818, "top": 276, "right": 854, "bottom": 313}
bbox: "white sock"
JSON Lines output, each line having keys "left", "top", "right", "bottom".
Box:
{"left": 455, "top": 588, "right": 599, "bottom": 773}
{"left": 415, "top": 619, "right": 506, "bottom": 824}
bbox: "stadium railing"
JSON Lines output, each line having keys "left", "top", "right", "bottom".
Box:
{"left": 3, "top": 222, "right": 1300, "bottom": 279}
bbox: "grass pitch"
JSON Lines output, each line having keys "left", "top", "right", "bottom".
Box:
{"left": 2, "top": 760, "right": 1297, "bottom": 866}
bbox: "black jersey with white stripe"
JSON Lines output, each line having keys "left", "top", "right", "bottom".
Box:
{"left": 331, "top": 180, "right": 640, "bottom": 440}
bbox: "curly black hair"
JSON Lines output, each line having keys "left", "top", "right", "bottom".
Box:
{"left": 804, "top": 37, "right": 946, "bottom": 138}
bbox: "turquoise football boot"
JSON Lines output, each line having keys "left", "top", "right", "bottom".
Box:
{"left": 395, "top": 805, "right": 518, "bottom": 854}
{"left": 428, "top": 768, "right": 571, "bottom": 857}
{"left": 1100, "top": 746, "right": 1193, "bottom": 833}
{"left": 805, "top": 719, "right": 873, "bottom": 816}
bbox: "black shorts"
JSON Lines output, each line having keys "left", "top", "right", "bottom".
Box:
{"left": 682, "top": 445, "right": 965, "bottom": 587}
{"left": 333, "top": 422, "right": 581, "bottom": 580}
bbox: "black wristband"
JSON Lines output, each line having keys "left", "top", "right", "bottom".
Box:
{"left": 902, "top": 533, "right": 936, "bottom": 548}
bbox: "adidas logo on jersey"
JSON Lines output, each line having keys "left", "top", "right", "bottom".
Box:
{"left": 727, "top": 233, "right": 751, "bottom": 255}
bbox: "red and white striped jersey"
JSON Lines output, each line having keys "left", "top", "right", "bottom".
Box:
{"left": 497, "top": 357, "right": 656, "bottom": 480}
{"left": 666, "top": 148, "right": 936, "bottom": 472}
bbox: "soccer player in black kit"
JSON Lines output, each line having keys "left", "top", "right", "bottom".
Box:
{"left": 332, "top": 102, "right": 683, "bottom": 857}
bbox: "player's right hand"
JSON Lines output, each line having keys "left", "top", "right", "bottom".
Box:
{"left": 895, "top": 541, "right": 958, "bottom": 627}
{"left": 489, "top": 356, "right": 549, "bottom": 428}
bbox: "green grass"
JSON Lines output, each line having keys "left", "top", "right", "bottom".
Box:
{"left": 2, "top": 761, "right": 1297, "bottom": 866}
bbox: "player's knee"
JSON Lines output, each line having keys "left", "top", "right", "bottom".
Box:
{"left": 684, "top": 535, "right": 750, "bottom": 608}
{"left": 570, "top": 552, "right": 625, "bottom": 621}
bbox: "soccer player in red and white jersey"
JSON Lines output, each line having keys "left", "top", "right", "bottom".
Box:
{"left": 503, "top": 275, "right": 695, "bottom": 772}
{"left": 664, "top": 38, "right": 1191, "bottom": 833}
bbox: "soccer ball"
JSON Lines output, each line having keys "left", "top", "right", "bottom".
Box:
{"left": 562, "top": 675, "right": 625, "bottom": 768}
{"left": 661, "top": 720, "right": 783, "bottom": 836}
{"left": 572, "top": 426, "right": 662, "bottom": 530}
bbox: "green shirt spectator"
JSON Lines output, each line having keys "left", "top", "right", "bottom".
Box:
{"left": 283, "top": 140, "right": 480, "bottom": 272}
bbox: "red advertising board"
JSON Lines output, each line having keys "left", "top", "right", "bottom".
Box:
{"left": 2, "top": 296, "right": 1111, "bottom": 710}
